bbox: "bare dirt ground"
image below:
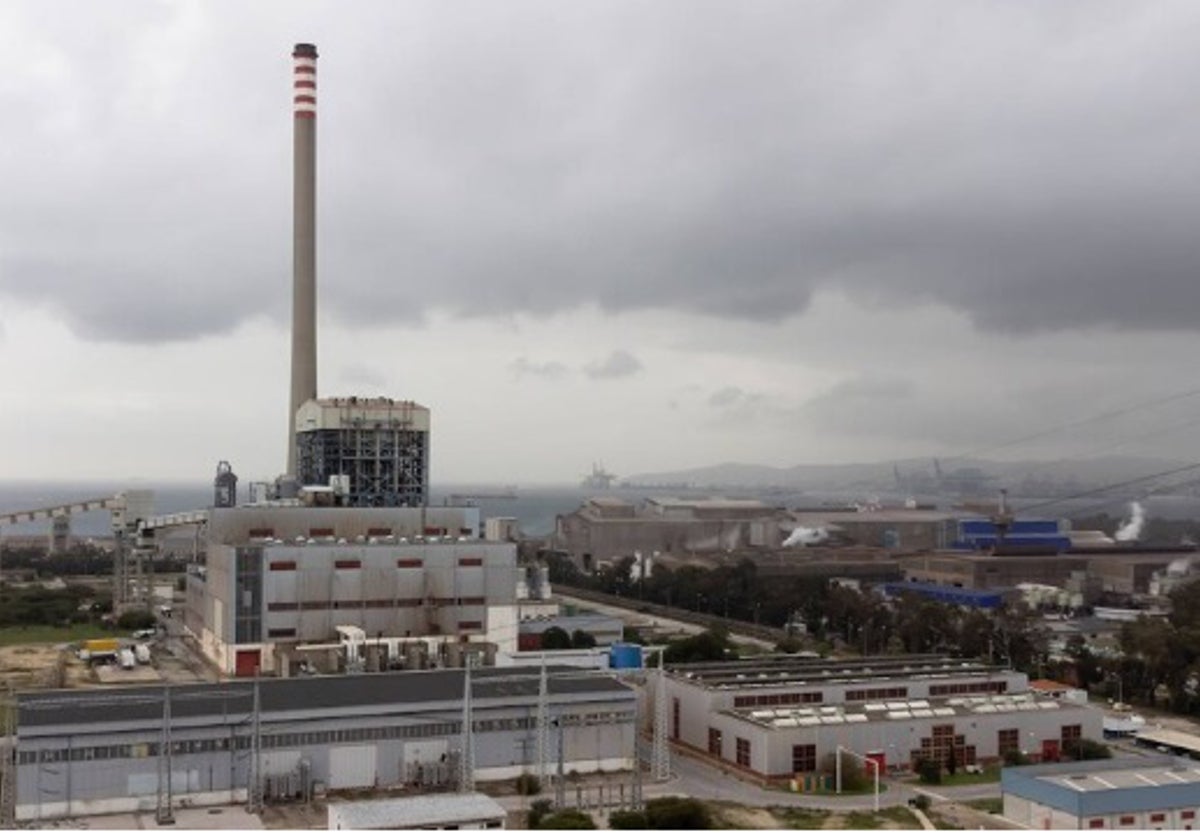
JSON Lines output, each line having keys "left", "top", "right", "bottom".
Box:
{"left": 0, "top": 643, "right": 92, "bottom": 690}
{"left": 712, "top": 803, "right": 787, "bottom": 829}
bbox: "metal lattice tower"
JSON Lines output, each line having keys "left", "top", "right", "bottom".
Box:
{"left": 459, "top": 660, "right": 475, "bottom": 792}
{"left": 246, "top": 674, "right": 263, "bottom": 814}
{"left": 0, "top": 684, "right": 16, "bottom": 829}
{"left": 652, "top": 656, "right": 670, "bottom": 782}
{"left": 534, "top": 658, "right": 549, "bottom": 785}
{"left": 155, "top": 685, "right": 174, "bottom": 825}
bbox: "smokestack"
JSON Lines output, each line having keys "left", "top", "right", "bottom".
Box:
{"left": 288, "top": 43, "right": 318, "bottom": 476}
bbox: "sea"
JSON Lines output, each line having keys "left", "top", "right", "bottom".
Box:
{"left": 2, "top": 480, "right": 1199, "bottom": 539}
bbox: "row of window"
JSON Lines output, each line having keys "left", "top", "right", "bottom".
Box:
{"left": 1097, "top": 812, "right": 1195, "bottom": 828}
{"left": 733, "top": 692, "right": 823, "bottom": 709}
{"left": 928, "top": 681, "right": 1007, "bottom": 697}
{"left": 268, "top": 557, "right": 487, "bottom": 572}
{"left": 845, "top": 686, "right": 908, "bottom": 702}
{"left": 267, "top": 597, "right": 487, "bottom": 612}
{"left": 18, "top": 710, "right": 636, "bottom": 766}
{"left": 250, "top": 527, "right": 474, "bottom": 541}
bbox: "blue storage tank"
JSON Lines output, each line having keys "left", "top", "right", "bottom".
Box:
{"left": 609, "top": 643, "right": 643, "bottom": 669}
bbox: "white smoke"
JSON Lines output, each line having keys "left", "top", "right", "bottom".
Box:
{"left": 1115, "top": 501, "right": 1146, "bottom": 542}
{"left": 784, "top": 526, "right": 828, "bottom": 547}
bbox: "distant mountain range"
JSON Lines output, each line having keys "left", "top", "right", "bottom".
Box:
{"left": 622, "top": 455, "right": 1193, "bottom": 496}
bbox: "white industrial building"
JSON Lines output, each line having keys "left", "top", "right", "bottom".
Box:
{"left": 654, "top": 655, "right": 1102, "bottom": 782}
{"left": 184, "top": 506, "right": 519, "bottom": 676}
{"left": 14, "top": 666, "right": 635, "bottom": 821}
{"left": 1002, "top": 757, "right": 1200, "bottom": 830}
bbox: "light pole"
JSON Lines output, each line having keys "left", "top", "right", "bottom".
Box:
{"left": 836, "top": 744, "right": 880, "bottom": 812}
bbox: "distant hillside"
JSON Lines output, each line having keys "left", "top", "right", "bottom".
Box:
{"left": 622, "top": 455, "right": 1189, "bottom": 494}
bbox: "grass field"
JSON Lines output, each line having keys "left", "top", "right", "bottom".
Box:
{"left": 843, "top": 807, "right": 922, "bottom": 830}
{"left": 0, "top": 623, "right": 111, "bottom": 645}
{"left": 963, "top": 797, "right": 1004, "bottom": 815}
{"left": 935, "top": 766, "right": 1002, "bottom": 786}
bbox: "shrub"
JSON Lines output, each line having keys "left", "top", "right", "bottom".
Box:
{"left": 535, "top": 809, "right": 596, "bottom": 830}
{"left": 515, "top": 773, "right": 542, "bottom": 796}
{"left": 1072, "top": 739, "right": 1112, "bottom": 761}
{"left": 115, "top": 609, "right": 156, "bottom": 631}
{"left": 916, "top": 757, "right": 942, "bottom": 785}
{"left": 819, "top": 752, "right": 865, "bottom": 792}
{"left": 645, "top": 797, "right": 710, "bottom": 830}
{"left": 608, "top": 810, "right": 649, "bottom": 830}
{"left": 1003, "top": 750, "right": 1029, "bottom": 767}
{"left": 527, "top": 798, "right": 552, "bottom": 829}
{"left": 913, "top": 794, "right": 932, "bottom": 812}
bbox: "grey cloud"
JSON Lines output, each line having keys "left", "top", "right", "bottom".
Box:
{"left": 584, "top": 350, "right": 642, "bottom": 380}
{"left": 510, "top": 356, "right": 569, "bottom": 380}
{"left": 339, "top": 363, "right": 388, "bottom": 389}
{"left": 6, "top": 2, "right": 1200, "bottom": 342}
{"left": 709, "top": 386, "right": 747, "bottom": 407}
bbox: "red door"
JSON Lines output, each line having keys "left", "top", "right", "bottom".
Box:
{"left": 235, "top": 650, "right": 261, "bottom": 677}
{"left": 1041, "top": 740, "right": 1060, "bottom": 762}
{"left": 866, "top": 751, "right": 887, "bottom": 775}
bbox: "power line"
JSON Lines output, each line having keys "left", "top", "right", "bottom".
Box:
{"left": 1014, "top": 461, "right": 1200, "bottom": 516}
{"left": 942, "top": 385, "right": 1200, "bottom": 465}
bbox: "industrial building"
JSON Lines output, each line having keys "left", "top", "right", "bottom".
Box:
{"left": 13, "top": 666, "right": 636, "bottom": 821}
{"left": 1002, "top": 757, "right": 1200, "bottom": 830}
{"left": 789, "top": 508, "right": 959, "bottom": 551}
{"left": 654, "top": 655, "right": 1102, "bottom": 783}
{"left": 552, "top": 497, "right": 789, "bottom": 568}
{"left": 295, "top": 397, "right": 430, "bottom": 507}
{"left": 184, "top": 506, "right": 519, "bottom": 676}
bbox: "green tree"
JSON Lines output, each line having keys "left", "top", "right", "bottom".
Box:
{"left": 540, "top": 627, "right": 572, "bottom": 650}
{"left": 644, "top": 797, "right": 711, "bottom": 829}
{"left": 608, "top": 810, "right": 649, "bottom": 830}
{"left": 570, "top": 629, "right": 597, "bottom": 649}
{"left": 916, "top": 756, "right": 941, "bottom": 784}
{"left": 116, "top": 609, "right": 157, "bottom": 631}
{"left": 515, "top": 773, "right": 541, "bottom": 796}
{"left": 535, "top": 809, "right": 596, "bottom": 830}
{"left": 526, "top": 799, "right": 552, "bottom": 829}
{"left": 820, "top": 752, "right": 864, "bottom": 792}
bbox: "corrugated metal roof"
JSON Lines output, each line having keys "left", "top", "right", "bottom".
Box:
{"left": 18, "top": 666, "right": 629, "bottom": 729}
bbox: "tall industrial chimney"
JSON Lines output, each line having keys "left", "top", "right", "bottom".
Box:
{"left": 288, "top": 43, "right": 318, "bottom": 476}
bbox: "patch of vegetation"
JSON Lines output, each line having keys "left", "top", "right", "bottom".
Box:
{"left": 526, "top": 798, "right": 552, "bottom": 829}
{"left": 0, "top": 623, "right": 111, "bottom": 645}
{"left": 963, "top": 798, "right": 1003, "bottom": 815}
{"left": 937, "top": 766, "right": 1002, "bottom": 786}
{"left": 769, "top": 807, "right": 828, "bottom": 830}
{"left": 607, "top": 810, "right": 648, "bottom": 830}
{"left": 533, "top": 809, "right": 596, "bottom": 830}
{"left": 844, "top": 811, "right": 885, "bottom": 830}
{"left": 644, "top": 797, "right": 711, "bottom": 830}
{"left": 515, "top": 773, "right": 541, "bottom": 796}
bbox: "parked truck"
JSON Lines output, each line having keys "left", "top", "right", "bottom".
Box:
{"left": 78, "top": 638, "right": 119, "bottom": 663}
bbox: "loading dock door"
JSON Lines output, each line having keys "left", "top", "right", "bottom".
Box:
{"left": 235, "top": 650, "right": 261, "bottom": 677}
{"left": 329, "top": 744, "right": 377, "bottom": 789}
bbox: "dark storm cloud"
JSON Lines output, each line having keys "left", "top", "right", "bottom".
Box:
{"left": 584, "top": 350, "right": 642, "bottom": 380}
{"left": 4, "top": 1, "right": 1200, "bottom": 342}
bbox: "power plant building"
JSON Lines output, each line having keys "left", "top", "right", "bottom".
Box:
{"left": 295, "top": 397, "right": 430, "bottom": 507}
{"left": 185, "top": 506, "right": 518, "bottom": 676}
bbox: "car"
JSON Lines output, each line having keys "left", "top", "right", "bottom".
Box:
{"left": 131, "top": 628, "right": 156, "bottom": 640}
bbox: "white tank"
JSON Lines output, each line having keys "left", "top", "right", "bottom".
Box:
{"left": 134, "top": 644, "right": 151, "bottom": 665}
{"left": 117, "top": 648, "right": 136, "bottom": 670}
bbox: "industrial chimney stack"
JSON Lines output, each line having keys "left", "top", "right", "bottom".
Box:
{"left": 288, "top": 43, "right": 318, "bottom": 476}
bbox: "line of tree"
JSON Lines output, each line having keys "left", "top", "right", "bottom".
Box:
{"left": 546, "top": 552, "right": 1050, "bottom": 670}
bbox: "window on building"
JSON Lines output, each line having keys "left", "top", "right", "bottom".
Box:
{"left": 845, "top": 686, "right": 908, "bottom": 702}
{"left": 1120, "top": 816, "right": 1136, "bottom": 826}
{"left": 396, "top": 558, "right": 423, "bottom": 568}
{"left": 334, "top": 559, "right": 361, "bottom": 569}
{"left": 735, "top": 738, "right": 751, "bottom": 768}
{"left": 268, "top": 560, "right": 296, "bottom": 571}
{"left": 708, "top": 728, "right": 722, "bottom": 757}
{"left": 1061, "top": 724, "right": 1082, "bottom": 754}
{"left": 998, "top": 729, "right": 1019, "bottom": 758}
{"left": 1184, "top": 811, "right": 1196, "bottom": 821}
{"left": 792, "top": 744, "right": 816, "bottom": 773}
{"left": 267, "top": 628, "right": 296, "bottom": 638}
{"left": 458, "top": 557, "right": 483, "bottom": 567}
{"left": 1088, "top": 819, "right": 1105, "bottom": 829}
{"left": 1151, "top": 814, "right": 1166, "bottom": 824}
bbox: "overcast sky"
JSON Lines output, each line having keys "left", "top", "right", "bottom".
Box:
{"left": 3, "top": 0, "right": 1200, "bottom": 486}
